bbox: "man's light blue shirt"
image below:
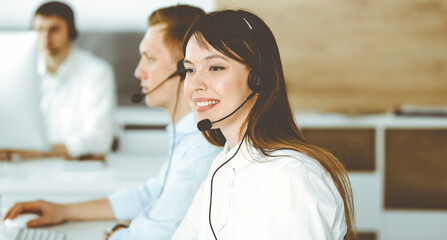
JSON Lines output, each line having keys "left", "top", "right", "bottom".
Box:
{"left": 108, "top": 112, "right": 221, "bottom": 240}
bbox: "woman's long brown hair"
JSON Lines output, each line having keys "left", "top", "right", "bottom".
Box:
{"left": 183, "top": 10, "right": 356, "bottom": 239}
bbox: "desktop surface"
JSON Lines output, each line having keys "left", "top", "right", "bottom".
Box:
{"left": 0, "top": 151, "right": 166, "bottom": 239}
{"left": 0, "top": 151, "right": 165, "bottom": 195}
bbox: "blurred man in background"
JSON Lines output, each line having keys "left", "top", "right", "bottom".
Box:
{"left": 34, "top": 1, "right": 115, "bottom": 159}
{"left": 0, "top": 1, "right": 116, "bottom": 160}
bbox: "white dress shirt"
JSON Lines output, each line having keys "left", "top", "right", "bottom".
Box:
{"left": 172, "top": 140, "right": 347, "bottom": 240}
{"left": 38, "top": 47, "right": 116, "bottom": 157}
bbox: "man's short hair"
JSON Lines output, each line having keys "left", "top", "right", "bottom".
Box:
{"left": 35, "top": 1, "right": 78, "bottom": 40}
{"left": 149, "top": 5, "right": 205, "bottom": 60}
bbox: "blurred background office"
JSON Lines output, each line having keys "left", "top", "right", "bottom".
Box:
{"left": 1, "top": 0, "right": 446, "bottom": 239}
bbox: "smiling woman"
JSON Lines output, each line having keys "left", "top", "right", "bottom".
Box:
{"left": 183, "top": 38, "right": 254, "bottom": 147}
{"left": 173, "top": 9, "right": 356, "bottom": 240}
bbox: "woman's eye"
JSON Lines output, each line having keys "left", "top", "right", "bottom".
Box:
{"left": 185, "top": 68, "right": 195, "bottom": 74}
{"left": 210, "top": 66, "right": 224, "bottom": 71}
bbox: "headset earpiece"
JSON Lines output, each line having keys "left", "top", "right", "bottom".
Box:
{"left": 248, "top": 70, "right": 261, "bottom": 92}
{"left": 241, "top": 16, "right": 262, "bottom": 93}
{"left": 176, "top": 59, "right": 186, "bottom": 81}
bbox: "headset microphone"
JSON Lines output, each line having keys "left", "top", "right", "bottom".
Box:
{"left": 131, "top": 60, "right": 186, "bottom": 104}
{"left": 197, "top": 91, "right": 256, "bottom": 132}
{"left": 131, "top": 93, "right": 145, "bottom": 104}
{"left": 130, "top": 76, "right": 171, "bottom": 104}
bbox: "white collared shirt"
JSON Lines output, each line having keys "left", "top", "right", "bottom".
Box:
{"left": 38, "top": 47, "right": 116, "bottom": 157}
{"left": 173, "top": 140, "right": 347, "bottom": 240}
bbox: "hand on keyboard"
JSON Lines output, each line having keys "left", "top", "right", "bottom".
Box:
{"left": 4, "top": 200, "right": 68, "bottom": 228}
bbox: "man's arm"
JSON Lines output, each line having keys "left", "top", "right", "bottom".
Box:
{"left": 0, "top": 144, "right": 75, "bottom": 160}
{"left": 3, "top": 198, "right": 115, "bottom": 227}
{"left": 109, "top": 134, "right": 221, "bottom": 240}
{"left": 65, "top": 198, "right": 115, "bottom": 221}
{"left": 0, "top": 149, "right": 45, "bottom": 160}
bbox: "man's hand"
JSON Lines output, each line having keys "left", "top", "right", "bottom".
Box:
{"left": 3, "top": 200, "right": 69, "bottom": 227}
{"left": 0, "top": 144, "right": 70, "bottom": 161}
{"left": 0, "top": 150, "right": 12, "bottom": 161}
{"left": 49, "top": 144, "right": 70, "bottom": 159}
{"left": 0, "top": 149, "right": 46, "bottom": 161}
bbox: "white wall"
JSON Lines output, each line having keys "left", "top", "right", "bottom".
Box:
{"left": 0, "top": 0, "right": 216, "bottom": 31}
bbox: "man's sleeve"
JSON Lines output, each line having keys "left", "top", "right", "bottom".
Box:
{"left": 110, "top": 134, "right": 221, "bottom": 240}
{"left": 108, "top": 161, "right": 168, "bottom": 220}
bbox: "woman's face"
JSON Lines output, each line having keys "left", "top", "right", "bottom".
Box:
{"left": 184, "top": 36, "right": 254, "bottom": 133}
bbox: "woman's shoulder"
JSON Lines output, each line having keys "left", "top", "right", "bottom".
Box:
{"left": 262, "top": 150, "right": 347, "bottom": 238}
{"left": 262, "top": 149, "right": 332, "bottom": 185}
{"left": 264, "top": 149, "right": 343, "bottom": 205}
{"left": 266, "top": 149, "right": 322, "bottom": 169}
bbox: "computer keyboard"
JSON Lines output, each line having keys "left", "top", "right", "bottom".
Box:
{"left": 14, "top": 228, "right": 66, "bottom": 240}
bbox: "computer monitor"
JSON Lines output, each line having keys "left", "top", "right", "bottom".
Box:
{"left": 0, "top": 31, "right": 49, "bottom": 152}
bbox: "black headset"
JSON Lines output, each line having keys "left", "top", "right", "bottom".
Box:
{"left": 173, "top": 59, "right": 187, "bottom": 81}
{"left": 131, "top": 59, "right": 186, "bottom": 104}
{"left": 243, "top": 16, "right": 263, "bottom": 93}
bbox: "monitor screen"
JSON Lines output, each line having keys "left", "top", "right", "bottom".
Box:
{"left": 0, "top": 31, "right": 49, "bottom": 151}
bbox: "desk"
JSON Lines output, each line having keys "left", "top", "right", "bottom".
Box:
{"left": 47, "top": 221, "right": 113, "bottom": 240}
{"left": 0, "top": 218, "right": 114, "bottom": 240}
{"left": 0, "top": 151, "right": 166, "bottom": 239}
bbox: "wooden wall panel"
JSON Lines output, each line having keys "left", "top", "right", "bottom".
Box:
{"left": 358, "top": 232, "right": 377, "bottom": 240}
{"left": 301, "top": 128, "right": 375, "bottom": 171}
{"left": 385, "top": 129, "right": 447, "bottom": 210}
{"left": 217, "top": 0, "right": 447, "bottom": 113}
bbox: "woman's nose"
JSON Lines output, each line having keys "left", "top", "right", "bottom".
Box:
{"left": 187, "top": 70, "right": 207, "bottom": 92}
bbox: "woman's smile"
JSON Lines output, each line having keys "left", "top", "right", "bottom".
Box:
{"left": 194, "top": 98, "right": 220, "bottom": 112}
